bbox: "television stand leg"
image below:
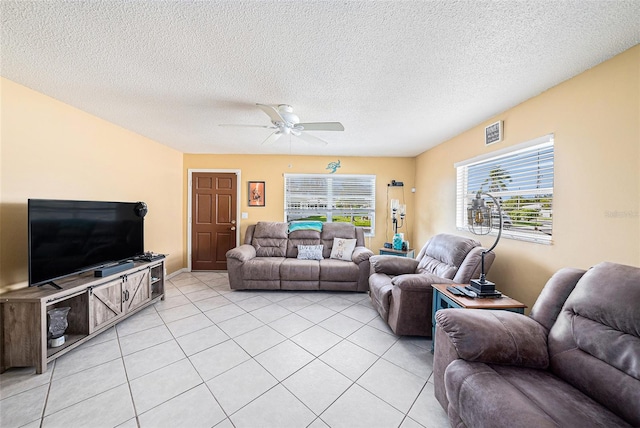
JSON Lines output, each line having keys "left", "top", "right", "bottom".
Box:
{"left": 39, "top": 281, "right": 62, "bottom": 290}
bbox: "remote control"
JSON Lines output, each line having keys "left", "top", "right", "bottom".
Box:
{"left": 455, "top": 285, "right": 477, "bottom": 298}
{"left": 447, "top": 286, "right": 464, "bottom": 296}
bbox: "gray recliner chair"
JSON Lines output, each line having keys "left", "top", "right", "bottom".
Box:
{"left": 433, "top": 262, "right": 640, "bottom": 427}
{"left": 369, "top": 233, "right": 494, "bottom": 336}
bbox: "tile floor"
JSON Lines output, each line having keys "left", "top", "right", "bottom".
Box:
{"left": 0, "top": 271, "right": 449, "bottom": 428}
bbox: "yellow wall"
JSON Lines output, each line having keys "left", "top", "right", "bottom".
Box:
{"left": 2, "top": 44, "right": 638, "bottom": 307}
{"left": 415, "top": 45, "right": 640, "bottom": 310}
{"left": 183, "top": 154, "right": 416, "bottom": 266}
{"left": 0, "top": 78, "right": 184, "bottom": 293}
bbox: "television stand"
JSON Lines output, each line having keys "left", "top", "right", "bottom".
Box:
{"left": 0, "top": 259, "right": 165, "bottom": 374}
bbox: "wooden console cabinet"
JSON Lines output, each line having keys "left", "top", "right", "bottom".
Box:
{"left": 0, "top": 259, "right": 165, "bottom": 374}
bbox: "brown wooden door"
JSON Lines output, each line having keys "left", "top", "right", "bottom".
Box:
{"left": 191, "top": 172, "right": 237, "bottom": 270}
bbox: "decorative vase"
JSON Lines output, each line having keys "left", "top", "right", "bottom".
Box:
{"left": 393, "top": 233, "right": 404, "bottom": 250}
{"left": 47, "top": 307, "right": 71, "bottom": 348}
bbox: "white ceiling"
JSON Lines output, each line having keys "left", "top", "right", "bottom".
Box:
{"left": 1, "top": 1, "right": 638, "bottom": 157}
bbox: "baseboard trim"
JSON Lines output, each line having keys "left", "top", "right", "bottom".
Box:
{"left": 167, "top": 268, "right": 189, "bottom": 279}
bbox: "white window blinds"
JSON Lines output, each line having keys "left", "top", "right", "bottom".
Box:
{"left": 456, "top": 134, "right": 555, "bottom": 244}
{"left": 284, "top": 174, "right": 376, "bottom": 235}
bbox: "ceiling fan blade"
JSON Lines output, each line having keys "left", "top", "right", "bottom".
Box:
{"left": 256, "top": 103, "right": 285, "bottom": 123}
{"left": 296, "top": 132, "right": 329, "bottom": 146}
{"left": 219, "top": 124, "right": 274, "bottom": 128}
{"left": 261, "top": 131, "right": 283, "bottom": 145}
{"left": 297, "top": 122, "right": 345, "bottom": 131}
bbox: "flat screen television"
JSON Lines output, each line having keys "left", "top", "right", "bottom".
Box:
{"left": 28, "top": 199, "right": 145, "bottom": 286}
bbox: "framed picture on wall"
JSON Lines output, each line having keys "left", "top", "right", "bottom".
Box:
{"left": 485, "top": 120, "right": 503, "bottom": 145}
{"left": 248, "top": 181, "right": 265, "bottom": 207}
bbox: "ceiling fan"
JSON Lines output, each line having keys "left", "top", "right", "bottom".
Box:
{"left": 220, "top": 104, "right": 344, "bottom": 146}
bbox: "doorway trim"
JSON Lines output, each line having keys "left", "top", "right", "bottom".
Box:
{"left": 187, "top": 169, "right": 242, "bottom": 272}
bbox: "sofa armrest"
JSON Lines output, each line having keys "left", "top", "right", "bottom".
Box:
{"left": 445, "top": 360, "right": 559, "bottom": 428}
{"left": 225, "top": 244, "right": 256, "bottom": 262}
{"left": 352, "top": 246, "right": 374, "bottom": 264}
{"left": 435, "top": 308, "right": 549, "bottom": 368}
{"left": 370, "top": 255, "right": 419, "bottom": 275}
{"left": 391, "top": 273, "right": 454, "bottom": 291}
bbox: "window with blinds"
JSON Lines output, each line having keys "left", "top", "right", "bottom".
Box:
{"left": 284, "top": 174, "right": 376, "bottom": 235}
{"left": 456, "top": 134, "right": 554, "bottom": 244}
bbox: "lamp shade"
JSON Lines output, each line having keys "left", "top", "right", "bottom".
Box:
{"left": 467, "top": 193, "right": 493, "bottom": 235}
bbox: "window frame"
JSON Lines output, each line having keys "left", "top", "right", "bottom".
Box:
{"left": 284, "top": 173, "right": 376, "bottom": 236}
{"left": 455, "top": 134, "right": 555, "bottom": 244}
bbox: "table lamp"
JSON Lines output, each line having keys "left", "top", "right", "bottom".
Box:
{"left": 467, "top": 191, "right": 503, "bottom": 294}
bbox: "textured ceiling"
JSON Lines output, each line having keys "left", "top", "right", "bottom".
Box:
{"left": 1, "top": 1, "right": 638, "bottom": 157}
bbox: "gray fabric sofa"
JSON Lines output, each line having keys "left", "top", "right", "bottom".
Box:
{"left": 369, "top": 233, "right": 494, "bottom": 336}
{"left": 226, "top": 221, "right": 374, "bottom": 291}
{"left": 433, "top": 261, "right": 640, "bottom": 427}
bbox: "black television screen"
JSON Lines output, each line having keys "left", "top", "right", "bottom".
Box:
{"left": 28, "top": 199, "right": 145, "bottom": 286}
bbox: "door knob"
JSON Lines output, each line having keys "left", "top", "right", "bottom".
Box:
{"left": 230, "top": 226, "right": 236, "bottom": 231}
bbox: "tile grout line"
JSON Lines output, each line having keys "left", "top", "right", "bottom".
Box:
{"left": 115, "top": 323, "right": 142, "bottom": 428}
{"left": 38, "top": 359, "right": 56, "bottom": 427}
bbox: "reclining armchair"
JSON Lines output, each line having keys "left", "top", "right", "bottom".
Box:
{"left": 433, "top": 262, "right": 640, "bottom": 427}
{"left": 369, "top": 233, "right": 494, "bottom": 336}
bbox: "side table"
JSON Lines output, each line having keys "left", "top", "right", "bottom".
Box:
{"left": 379, "top": 248, "right": 415, "bottom": 258}
{"left": 431, "top": 283, "right": 527, "bottom": 351}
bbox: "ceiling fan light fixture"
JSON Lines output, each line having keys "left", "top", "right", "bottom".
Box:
{"left": 276, "top": 104, "right": 298, "bottom": 124}
{"left": 223, "top": 103, "right": 343, "bottom": 146}
{"left": 280, "top": 112, "right": 299, "bottom": 125}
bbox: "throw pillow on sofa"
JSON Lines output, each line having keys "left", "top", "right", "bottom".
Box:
{"left": 297, "top": 245, "right": 324, "bottom": 260}
{"left": 330, "top": 238, "right": 357, "bottom": 261}
{"left": 288, "top": 221, "right": 323, "bottom": 233}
